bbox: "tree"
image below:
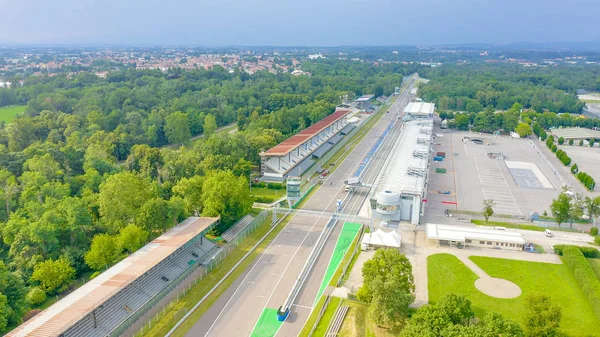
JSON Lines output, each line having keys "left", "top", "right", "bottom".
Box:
{"left": 85, "top": 233, "right": 120, "bottom": 270}
{"left": 203, "top": 113, "right": 218, "bottom": 137}
{"left": 98, "top": 171, "right": 154, "bottom": 230}
{"left": 0, "top": 294, "right": 9, "bottom": 332}
{"left": 583, "top": 196, "right": 600, "bottom": 227}
{"left": 516, "top": 123, "right": 532, "bottom": 138}
{"left": 399, "top": 294, "right": 524, "bottom": 337}
{"left": 571, "top": 163, "right": 579, "bottom": 174}
{"left": 579, "top": 139, "right": 584, "bottom": 146}
{"left": 454, "top": 113, "right": 470, "bottom": 131}
{"left": 590, "top": 139, "right": 596, "bottom": 147}
{"left": 358, "top": 249, "right": 414, "bottom": 308}
{"left": 550, "top": 189, "right": 571, "bottom": 227}
{"left": 136, "top": 197, "right": 173, "bottom": 233}
{"left": 201, "top": 170, "right": 253, "bottom": 229}
{"left": 0, "top": 169, "right": 19, "bottom": 220}
{"left": 568, "top": 139, "right": 574, "bottom": 145}
{"left": 164, "top": 111, "right": 191, "bottom": 145}
{"left": 172, "top": 175, "right": 204, "bottom": 215}
{"left": 26, "top": 286, "right": 47, "bottom": 306}
{"left": 368, "top": 276, "right": 414, "bottom": 327}
{"left": 117, "top": 224, "right": 148, "bottom": 254}
{"left": 557, "top": 137, "right": 565, "bottom": 145}
{"left": 523, "top": 294, "right": 562, "bottom": 337}
{"left": 30, "top": 257, "right": 75, "bottom": 294}
{"left": 482, "top": 199, "right": 495, "bottom": 223}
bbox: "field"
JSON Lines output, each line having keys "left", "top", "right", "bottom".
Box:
{"left": 0, "top": 105, "right": 26, "bottom": 122}
{"left": 428, "top": 253, "right": 598, "bottom": 336}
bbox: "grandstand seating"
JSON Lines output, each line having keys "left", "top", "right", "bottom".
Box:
{"left": 222, "top": 215, "right": 255, "bottom": 242}
{"left": 61, "top": 236, "right": 217, "bottom": 337}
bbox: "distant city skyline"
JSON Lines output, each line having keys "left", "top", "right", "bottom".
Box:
{"left": 1, "top": 0, "right": 599, "bottom": 46}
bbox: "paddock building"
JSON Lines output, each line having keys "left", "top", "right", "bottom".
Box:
{"left": 370, "top": 118, "right": 433, "bottom": 225}
{"left": 426, "top": 223, "right": 526, "bottom": 251}
{"left": 6, "top": 217, "right": 220, "bottom": 337}
{"left": 549, "top": 127, "right": 600, "bottom": 141}
{"left": 260, "top": 109, "right": 354, "bottom": 181}
{"left": 403, "top": 102, "right": 435, "bottom": 119}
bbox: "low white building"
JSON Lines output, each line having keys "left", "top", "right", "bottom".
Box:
{"left": 404, "top": 102, "right": 435, "bottom": 119}
{"left": 361, "top": 229, "right": 402, "bottom": 250}
{"left": 426, "top": 223, "right": 526, "bottom": 251}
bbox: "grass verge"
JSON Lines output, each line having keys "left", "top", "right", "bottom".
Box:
{"left": 312, "top": 297, "right": 342, "bottom": 336}
{"left": 338, "top": 299, "right": 367, "bottom": 337}
{"left": 137, "top": 213, "right": 290, "bottom": 337}
{"left": 427, "top": 253, "right": 598, "bottom": 336}
{"left": 471, "top": 220, "right": 579, "bottom": 232}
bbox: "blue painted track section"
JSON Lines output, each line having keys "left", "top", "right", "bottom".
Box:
{"left": 353, "top": 119, "right": 395, "bottom": 178}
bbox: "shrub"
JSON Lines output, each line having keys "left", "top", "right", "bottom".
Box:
{"left": 26, "top": 287, "right": 47, "bottom": 306}
{"left": 561, "top": 247, "right": 600, "bottom": 320}
{"left": 540, "top": 131, "right": 547, "bottom": 141}
{"left": 558, "top": 137, "right": 565, "bottom": 145}
{"left": 580, "top": 139, "right": 584, "bottom": 146}
{"left": 571, "top": 163, "right": 579, "bottom": 174}
{"left": 591, "top": 227, "right": 599, "bottom": 236}
{"left": 551, "top": 144, "right": 557, "bottom": 153}
{"left": 569, "top": 139, "right": 574, "bottom": 145}
{"left": 553, "top": 244, "right": 599, "bottom": 258}
{"left": 577, "top": 172, "right": 596, "bottom": 191}
{"left": 590, "top": 139, "right": 596, "bottom": 147}
{"left": 596, "top": 236, "right": 600, "bottom": 245}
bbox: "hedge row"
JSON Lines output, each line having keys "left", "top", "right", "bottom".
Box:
{"left": 577, "top": 171, "right": 596, "bottom": 191}
{"left": 252, "top": 181, "right": 286, "bottom": 190}
{"left": 561, "top": 247, "right": 600, "bottom": 320}
{"left": 555, "top": 149, "right": 571, "bottom": 166}
{"left": 553, "top": 244, "right": 599, "bottom": 258}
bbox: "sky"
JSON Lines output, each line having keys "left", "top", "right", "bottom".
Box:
{"left": 1, "top": 0, "right": 599, "bottom": 46}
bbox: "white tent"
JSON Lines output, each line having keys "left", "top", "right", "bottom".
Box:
{"left": 361, "top": 229, "right": 402, "bottom": 250}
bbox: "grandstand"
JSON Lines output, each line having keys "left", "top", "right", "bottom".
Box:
{"left": 7, "top": 217, "right": 220, "bottom": 337}
{"left": 260, "top": 109, "right": 351, "bottom": 181}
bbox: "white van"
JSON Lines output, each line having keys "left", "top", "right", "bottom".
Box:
{"left": 544, "top": 229, "right": 553, "bottom": 237}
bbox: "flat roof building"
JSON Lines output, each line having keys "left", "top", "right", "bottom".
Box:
{"left": 404, "top": 102, "right": 435, "bottom": 119}
{"left": 550, "top": 127, "right": 600, "bottom": 140}
{"left": 370, "top": 119, "right": 433, "bottom": 225}
{"left": 426, "top": 223, "right": 526, "bottom": 251}
{"left": 7, "top": 217, "right": 220, "bottom": 337}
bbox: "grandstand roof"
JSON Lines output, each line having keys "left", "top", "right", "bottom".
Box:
{"left": 262, "top": 109, "right": 350, "bottom": 156}
{"left": 6, "top": 217, "right": 219, "bottom": 337}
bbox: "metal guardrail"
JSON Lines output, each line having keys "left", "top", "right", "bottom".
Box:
{"left": 280, "top": 216, "right": 337, "bottom": 314}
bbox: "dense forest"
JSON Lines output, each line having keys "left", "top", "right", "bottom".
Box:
{"left": 0, "top": 61, "right": 409, "bottom": 332}
{"left": 419, "top": 64, "right": 600, "bottom": 113}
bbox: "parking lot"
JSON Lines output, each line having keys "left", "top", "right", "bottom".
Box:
{"left": 426, "top": 125, "right": 564, "bottom": 219}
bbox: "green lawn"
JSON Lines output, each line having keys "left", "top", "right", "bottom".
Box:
{"left": 588, "top": 258, "right": 600, "bottom": 279}
{"left": 427, "top": 253, "right": 598, "bottom": 337}
{"left": 0, "top": 105, "right": 26, "bottom": 122}
{"left": 471, "top": 220, "right": 580, "bottom": 233}
{"left": 250, "top": 187, "right": 286, "bottom": 203}
{"left": 338, "top": 300, "right": 367, "bottom": 337}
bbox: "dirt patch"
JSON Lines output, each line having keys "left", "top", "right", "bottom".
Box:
{"left": 475, "top": 277, "right": 521, "bottom": 299}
